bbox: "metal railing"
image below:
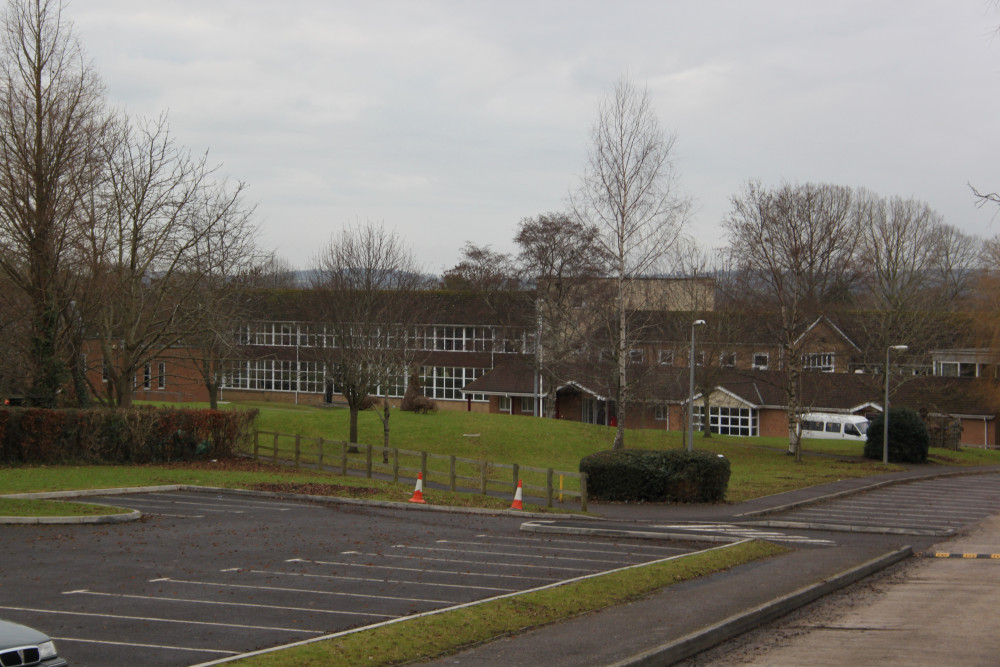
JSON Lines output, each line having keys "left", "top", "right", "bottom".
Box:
{"left": 251, "top": 430, "right": 587, "bottom": 511}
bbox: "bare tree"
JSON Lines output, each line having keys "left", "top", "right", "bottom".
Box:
{"left": 571, "top": 73, "right": 690, "bottom": 449}
{"left": 177, "top": 188, "right": 259, "bottom": 409}
{"left": 723, "top": 181, "right": 861, "bottom": 460}
{"left": 0, "top": 0, "right": 106, "bottom": 406}
{"left": 515, "top": 212, "right": 606, "bottom": 418}
{"left": 311, "top": 222, "right": 427, "bottom": 454}
{"left": 88, "top": 113, "right": 248, "bottom": 407}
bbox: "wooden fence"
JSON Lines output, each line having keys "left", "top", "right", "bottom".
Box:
{"left": 251, "top": 430, "right": 587, "bottom": 511}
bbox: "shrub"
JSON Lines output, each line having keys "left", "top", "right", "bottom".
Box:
{"left": 864, "top": 407, "right": 930, "bottom": 463}
{"left": 580, "top": 448, "right": 730, "bottom": 503}
{"left": 0, "top": 407, "right": 259, "bottom": 465}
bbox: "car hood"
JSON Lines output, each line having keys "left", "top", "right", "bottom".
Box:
{"left": 0, "top": 619, "right": 50, "bottom": 647}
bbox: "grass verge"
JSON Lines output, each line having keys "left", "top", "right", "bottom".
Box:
{"left": 233, "top": 540, "right": 789, "bottom": 666}
{"left": 0, "top": 497, "right": 123, "bottom": 517}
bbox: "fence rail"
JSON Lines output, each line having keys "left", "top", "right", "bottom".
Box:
{"left": 251, "top": 430, "right": 587, "bottom": 511}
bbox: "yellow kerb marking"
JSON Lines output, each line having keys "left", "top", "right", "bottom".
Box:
{"left": 963, "top": 553, "right": 977, "bottom": 558}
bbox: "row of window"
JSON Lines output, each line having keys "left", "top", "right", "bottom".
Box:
{"left": 238, "top": 322, "right": 531, "bottom": 354}
{"left": 221, "top": 360, "right": 489, "bottom": 402}
{"left": 652, "top": 405, "right": 758, "bottom": 437}
{"left": 630, "top": 349, "right": 836, "bottom": 372}
{"left": 103, "top": 362, "right": 167, "bottom": 390}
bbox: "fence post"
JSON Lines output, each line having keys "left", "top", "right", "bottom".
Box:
{"left": 421, "top": 451, "right": 428, "bottom": 483}
{"left": 341, "top": 441, "right": 347, "bottom": 476}
{"left": 392, "top": 448, "right": 399, "bottom": 483}
{"left": 580, "top": 472, "right": 588, "bottom": 512}
{"left": 294, "top": 434, "right": 301, "bottom": 468}
{"left": 253, "top": 431, "right": 259, "bottom": 459}
{"left": 317, "top": 437, "right": 324, "bottom": 471}
{"left": 365, "top": 444, "right": 372, "bottom": 478}
{"left": 480, "top": 460, "right": 487, "bottom": 495}
{"left": 449, "top": 455, "right": 456, "bottom": 492}
{"left": 546, "top": 468, "right": 554, "bottom": 508}
{"left": 272, "top": 432, "right": 279, "bottom": 464}
{"left": 512, "top": 463, "right": 519, "bottom": 493}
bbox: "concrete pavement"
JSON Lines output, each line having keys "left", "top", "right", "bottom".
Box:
{"left": 710, "top": 514, "right": 1000, "bottom": 666}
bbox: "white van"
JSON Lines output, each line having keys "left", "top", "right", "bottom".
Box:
{"left": 800, "top": 413, "right": 869, "bottom": 441}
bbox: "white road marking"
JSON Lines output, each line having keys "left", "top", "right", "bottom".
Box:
{"left": 654, "top": 524, "right": 836, "bottom": 546}
{"left": 149, "top": 576, "right": 450, "bottom": 604}
{"left": 472, "top": 535, "right": 688, "bottom": 555}
{"left": 266, "top": 564, "right": 519, "bottom": 592}
{"left": 54, "top": 636, "right": 239, "bottom": 656}
{"left": 0, "top": 605, "right": 324, "bottom": 634}
{"left": 62, "top": 590, "right": 397, "bottom": 619}
{"left": 386, "top": 544, "right": 608, "bottom": 572}
{"left": 288, "top": 557, "right": 558, "bottom": 583}
{"left": 434, "top": 539, "right": 662, "bottom": 561}
{"left": 379, "top": 548, "right": 596, "bottom": 572}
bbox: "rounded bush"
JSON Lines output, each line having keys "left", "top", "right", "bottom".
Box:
{"left": 579, "top": 448, "right": 730, "bottom": 503}
{"left": 864, "top": 407, "right": 929, "bottom": 463}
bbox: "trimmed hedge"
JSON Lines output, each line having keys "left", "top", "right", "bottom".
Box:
{"left": 580, "top": 449, "right": 731, "bottom": 503}
{"left": 0, "top": 407, "right": 259, "bottom": 465}
{"left": 864, "top": 407, "right": 930, "bottom": 464}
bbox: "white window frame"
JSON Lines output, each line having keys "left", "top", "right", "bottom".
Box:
{"left": 752, "top": 353, "right": 769, "bottom": 370}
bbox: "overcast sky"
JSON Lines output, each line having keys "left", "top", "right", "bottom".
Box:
{"left": 70, "top": 1, "right": 1000, "bottom": 274}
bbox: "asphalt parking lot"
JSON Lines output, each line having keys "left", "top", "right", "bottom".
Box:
{"left": 1, "top": 491, "right": 706, "bottom": 666}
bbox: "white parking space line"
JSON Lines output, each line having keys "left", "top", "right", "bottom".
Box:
{"left": 150, "top": 577, "right": 452, "bottom": 605}
{"left": 145, "top": 492, "right": 312, "bottom": 509}
{"left": 479, "top": 535, "right": 691, "bottom": 555}
{"left": 54, "top": 636, "right": 239, "bottom": 657}
{"left": 431, "top": 540, "right": 649, "bottom": 564}
{"left": 381, "top": 546, "right": 602, "bottom": 571}
{"left": 287, "top": 557, "right": 560, "bottom": 583}
{"left": 112, "top": 498, "right": 248, "bottom": 513}
{"left": 655, "top": 524, "right": 836, "bottom": 546}
{"left": 62, "top": 590, "right": 398, "bottom": 619}
{"left": 265, "top": 563, "right": 522, "bottom": 592}
{"left": 0, "top": 605, "right": 326, "bottom": 634}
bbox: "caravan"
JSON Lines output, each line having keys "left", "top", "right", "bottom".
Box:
{"left": 800, "top": 413, "right": 869, "bottom": 441}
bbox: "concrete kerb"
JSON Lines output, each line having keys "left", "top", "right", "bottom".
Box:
{"left": 608, "top": 545, "right": 914, "bottom": 667}
{"left": 742, "top": 519, "right": 955, "bottom": 537}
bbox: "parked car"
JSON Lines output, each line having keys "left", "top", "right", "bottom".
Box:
{"left": 800, "top": 412, "right": 869, "bottom": 441}
{"left": 0, "top": 619, "right": 67, "bottom": 666}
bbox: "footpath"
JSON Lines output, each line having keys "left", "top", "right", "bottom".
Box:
{"left": 416, "top": 464, "right": 1000, "bottom": 667}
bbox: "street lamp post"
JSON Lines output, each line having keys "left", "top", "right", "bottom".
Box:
{"left": 883, "top": 344, "right": 909, "bottom": 464}
{"left": 687, "top": 319, "right": 706, "bottom": 453}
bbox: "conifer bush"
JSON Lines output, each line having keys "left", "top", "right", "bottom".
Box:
{"left": 580, "top": 448, "right": 730, "bottom": 503}
{"left": 864, "top": 407, "right": 930, "bottom": 463}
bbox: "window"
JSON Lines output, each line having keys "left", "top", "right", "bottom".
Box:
{"left": 720, "top": 352, "right": 736, "bottom": 368}
{"left": 421, "top": 367, "right": 487, "bottom": 401}
{"left": 498, "top": 396, "right": 511, "bottom": 413}
{"left": 825, "top": 422, "right": 841, "bottom": 434}
{"left": 694, "top": 406, "right": 758, "bottom": 437}
{"left": 658, "top": 349, "right": 674, "bottom": 366}
{"left": 802, "top": 352, "right": 835, "bottom": 372}
{"left": 629, "top": 349, "right": 645, "bottom": 365}
{"left": 520, "top": 396, "right": 534, "bottom": 414}
{"left": 695, "top": 351, "right": 705, "bottom": 366}
{"left": 752, "top": 353, "right": 769, "bottom": 370}
{"left": 143, "top": 362, "right": 151, "bottom": 390}
{"left": 157, "top": 362, "right": 166, "bottom": 390}
{"left": 654, "top": 404, "right": 667, "bottom": 421}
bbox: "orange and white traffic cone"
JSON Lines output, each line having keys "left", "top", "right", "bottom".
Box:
{"left": 510, "top": 479, "right": 523, "bottom": 510}
{"left": 409, "top": 473, "right": 426, "bottom": 504}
